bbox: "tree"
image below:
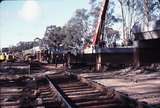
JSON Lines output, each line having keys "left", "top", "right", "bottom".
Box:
{"left": 63, "top": 8, "right": 90, "bottom": 50}
{"left": 117, "top": 0, "right": 160, "bottom": 43}
{"left": 89, "top": 0, "right": 121, "bottom": 46}
{"left": 43, "top": 25, "right": 65, "bottom": 49}
{"left": 13, "top": 41, "right": 34, "bottom": 52}
{"left": 105, "top": 27, "right": 120, "bottom": 47}
{"left": 146, "top": 0, "right": 160, "bottom": 20}
{"left": 89, "top": 0, "right": 101, "bottom": 29}
{"left": 144, "top": 0, "right": 149, "bottom": 26}
{"left": 118, "top": 0, "right": 127, "bottom": 43}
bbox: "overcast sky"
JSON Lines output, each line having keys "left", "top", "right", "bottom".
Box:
{"left": 0, "top": 0, "right": 90, "bottom": 48}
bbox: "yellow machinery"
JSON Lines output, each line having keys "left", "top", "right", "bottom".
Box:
{"left": 6, "top": 54, "right": 15, "bottom": 62}
{"left": 0, "top": 53, "right": 15, "bottom": 62}
{"left": 0, "top": 53, "right": 6, "bottom": 62}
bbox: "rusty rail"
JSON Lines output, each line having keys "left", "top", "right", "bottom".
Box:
{"left": 45, "top": 75, "right": 75, "bottom": 108}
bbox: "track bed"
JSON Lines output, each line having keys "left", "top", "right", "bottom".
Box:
{"left": 47, "top": 74, "right": 141, "bottom": 108}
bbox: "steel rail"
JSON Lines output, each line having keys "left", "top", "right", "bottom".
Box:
{"left": 45, "top": 75, "right": 75, "bottom": 108}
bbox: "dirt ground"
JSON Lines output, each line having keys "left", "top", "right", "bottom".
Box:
{"left": 71, "top": 65, "right": 160, "bottom": 107}
{"left": 1, "top": 63, "right": 159, "bottom": 107}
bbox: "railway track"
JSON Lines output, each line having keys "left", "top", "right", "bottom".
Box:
{"left": 0, "top": 75, "right": 64, "bottom": 108}
{"left": 0, "top": 76, "right": 35, "bottom": 108}
{"left": 37, "top": 76, "right": 65, "bottom": 108}
{"left": 0, "top": 62, "right": 151, "bottom": 108}
{"left": 43, "top": 73, "right": 150, "bottom": 108}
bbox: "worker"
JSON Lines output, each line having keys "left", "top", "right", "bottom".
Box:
{"left": 113, "top": 42, "right": 117, "bottom": 48}
{"left": 55, "top": 54, "right": 59, "bottom": 68}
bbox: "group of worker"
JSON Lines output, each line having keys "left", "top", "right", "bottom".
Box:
{"left": 46, "top": 53, "right": 68, "bottom": 67}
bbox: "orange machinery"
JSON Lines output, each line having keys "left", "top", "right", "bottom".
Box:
{"left": 92, "top": 0, "right": 109, "bottom": 45}
{"left": 84, "top": 0, "right": 109, "bottom": 53}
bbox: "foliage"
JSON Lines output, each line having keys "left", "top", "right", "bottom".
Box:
{"left": 105, "top": 27, "right": 120, "bottom": 46}
{"left": 63, "top": 8, "right": 90, "bottom": 50}
{"left": 8, "top": 0, "right": 160, "bottom": 52}
{"left": 115, "top": 0, "right": 160, "bottom": 44}
{"left": 89, "top": 0, "right": 121, "bottom": 46}
{"left": 10, "top": 41, "right": 35, "bottom": 52}
{"left": 43, "top": 25, "right": 66, "bottom": 48}
{"left": 148, "top": 0, "right": 160, "bottom": 20}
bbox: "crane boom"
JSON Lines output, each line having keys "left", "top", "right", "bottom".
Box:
{"left": 83, "top": 0, "right": 109, "bottom": 54}
{"left": 92, "top": 0, "right": 109, "bottom": 46}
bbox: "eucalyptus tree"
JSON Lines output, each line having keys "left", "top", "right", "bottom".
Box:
{"left": 89, "top": 0, "right": 121, "bottom": 46}
{"left": 63, "top": 8, "right": 90, "bottom": 50}
{"left": 117, "top": 0, "right": 160, "bottom": 43}
{"left": 43, "top": 25, "right": 66, "bottom": 49}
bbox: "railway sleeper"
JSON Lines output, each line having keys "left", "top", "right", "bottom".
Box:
{"left": 79, "top": 103, "right": 126, "bottom": 108}
{"left": 60, "top": 85, "right": 90, "bottom": 90}
{"left": 63, "top": 88, "right": 94, "bottom": 93}
{"left": 75, "top": 98, "right": 122, "bottom": 106}
{"left": 71, "top": 95, "right": 114, "bottom": 103}
{"left": 65, "top": 90, "right": 100, "bottom": 96}
{"left": 45, "top": 73, "right": 152, "bottom": 108}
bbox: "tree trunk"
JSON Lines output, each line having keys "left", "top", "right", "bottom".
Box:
{"left": 144, "top": 0, "right": 149, "bottom": 29}
{"left": 119, "top": 0, "right": 126, "bottom": 45}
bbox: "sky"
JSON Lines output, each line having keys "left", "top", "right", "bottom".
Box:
{"left": 0, "top": 0, "right": 90, "bottom": 48}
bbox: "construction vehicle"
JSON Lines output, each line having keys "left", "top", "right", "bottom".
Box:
{"left": 0, "top": 53, "right": 6, "bottom": 62}
{"left": 6, "top": 54, "right": 15, "bottom": 62}
{"left": 0, "top": 53, "right": 15, "bottom": 62}
{"left": 82, "top": 0, "right": 160, "bottom": 69}
{"left": 69, "top": 0, "right": 135, "bottom": 70}
{"left": 84, "top": 0, "right": 109, "bottom": 54}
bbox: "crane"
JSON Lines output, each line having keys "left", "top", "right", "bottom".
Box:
{"left": 84, "top": 0, "right": 109, "bottom": 53}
